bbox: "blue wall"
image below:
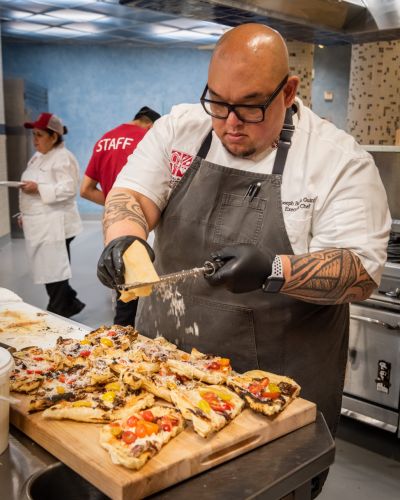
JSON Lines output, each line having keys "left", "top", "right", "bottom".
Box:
{"left": 3, "top": 41, "right": 351, "bottom": 214}
{"left": 3, "top": 42, "right": 212, "bottom": 214}
{"left": 311, "top": 44, "right": 351, "bottom": 131}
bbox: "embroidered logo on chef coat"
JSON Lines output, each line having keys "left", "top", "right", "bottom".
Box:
{"left": 169, "top": 150, "right": 194, "bottom": 188}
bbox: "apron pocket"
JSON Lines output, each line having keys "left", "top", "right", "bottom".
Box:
{"left": 179, "top": 295, "right": 259, "bottom": 372}
{"left": 213, "top": 192, "right": 266, "bottom": 246}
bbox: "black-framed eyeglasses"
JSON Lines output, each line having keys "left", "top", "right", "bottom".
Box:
{"left": 200, "top": 74, "right": 289, "bottom": 123}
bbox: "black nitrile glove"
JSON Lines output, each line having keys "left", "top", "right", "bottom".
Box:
{"left": 97, "top": 235, "right": 155, "bottom": 289}
{"left": 206, "top": 244, "right": 275, "bottom": 293}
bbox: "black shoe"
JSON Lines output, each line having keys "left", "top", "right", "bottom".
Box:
{"left": 64, "top": 298, "right": 86, "bottom": 318}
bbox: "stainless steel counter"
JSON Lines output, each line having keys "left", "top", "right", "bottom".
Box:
{"left": 1, "top": 413, "right": 334, "bottom": 500}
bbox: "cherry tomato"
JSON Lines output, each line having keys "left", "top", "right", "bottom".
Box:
{"left": 210, "top": 401, "right": 233, "bottom": 412}
{"left": 141, "top": 410, "right": 155, "bottom": 422}
{"left": 107, "top": 330, "right": 117, "bottom": 337}
{"left": 121, "top": 431, "right": 137, "bottom": 444}
{"left": 80, "top": 350, "right": 91, "bottom": 358}
{"left": 202, "top": 392, "right": 218, "bottom": 403}
{"left": 159, "top": 415, "right": 179, "bottom": 427}
{"left": 33, "top": 356, "right": 44, "bottom": 361}
{"left": 161, "top": 422, "right": 172, "bottom": 432}
{"left": 207, "top": 361, "right": 221, "bottom": 370}
{"left": 27, "top": 369, "right": 43, "bottom": 375}
{"left": 126, "top": 415, "right": 139, "bottom": 427}
{"left": 219, "top": 358, "right": 230, "bottom": 366}
{"left": 143, "top": 421, "right": 159, "bottom": 435}
{"left": 261, "top": 391, "right": 280, "bottom": 400}
{"left": 136, "top": 421, "right": 147, "bottom": 438}
{"left": 58, "top": 374, "right": 66, "bottom": 383}
{"left": 248, "top": 383, "right": 262, "bottom": 395}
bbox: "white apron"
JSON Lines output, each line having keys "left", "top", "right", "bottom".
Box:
{"left": 20, "top": 144, "right": 82, "bottom": 284}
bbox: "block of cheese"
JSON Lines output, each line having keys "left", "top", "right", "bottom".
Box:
{"left": 119, "top": 240, "right": 160, "bottom": 303}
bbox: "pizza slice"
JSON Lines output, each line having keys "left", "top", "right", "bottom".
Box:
{"left": 170, "top": 385, "right": 244, "bottom": 438}
{"left": 166, "top": 348, "right": 232, "bottom": 384}
{"left": 42, "top": 380, "right": 155, "bottom": 423}
{"left": 129, "top": 336, "right": 181, "bottom": 363}
{"left": 10, "top": 346, "right": 64, "bottom": 393}
{"left": 127, "top": 363, "right": 201, "bottom": 403}
{"left": 28, "top": 362, "right": 115, "bottom": 413}
{"left": 226, "top": 370, "right": 301, "bottom": 416}
{"left": 82, "top": 324, "right": 138, "bottom": 352}
{"left": 100, "top": 405, "right": 184, "bottom": 469}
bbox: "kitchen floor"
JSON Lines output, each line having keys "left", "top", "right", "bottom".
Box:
{"left": 1, "top": 220, "right": 399, "bottom": 500}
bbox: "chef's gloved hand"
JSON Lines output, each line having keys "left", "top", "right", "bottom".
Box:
{"left": 97, "top": 235, "right": 155, "bottom": 289}
{"left": 206, "top": 244, "right": 274, "bottom": 293}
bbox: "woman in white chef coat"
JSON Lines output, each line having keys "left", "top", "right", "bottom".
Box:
{"left": 19, "top": 112, "right": 85, "bottom": 318}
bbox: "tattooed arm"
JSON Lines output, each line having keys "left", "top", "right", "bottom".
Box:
{"left": 280, "top": 248, "right": 376, "bottom": 305}
{"left": 103, "top": 188, "right": 161, "bottom": 244}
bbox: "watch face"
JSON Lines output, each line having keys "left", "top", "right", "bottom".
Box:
{"left": 263, "top": 277, "right": 284, "bottom": 293}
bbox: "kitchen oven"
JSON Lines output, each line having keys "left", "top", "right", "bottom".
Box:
{"left": 342, "top": 259, "right": 400, "bottom": 436}
{"left": 342, "top": 146, "right": 400, "bottom": 436}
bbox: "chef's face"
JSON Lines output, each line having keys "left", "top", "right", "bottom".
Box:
{"left": 33, "top": 128, "right": 57, "bottom": 154}
{"left": 207, "top": 59, "right": 297, "bottom": 159}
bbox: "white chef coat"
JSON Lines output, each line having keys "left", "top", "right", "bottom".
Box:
{"left": 20, "top": 143, "right": 82, "bottom": 284}
{"left": 114, "top": 98, "right": 391, "bottom": 285}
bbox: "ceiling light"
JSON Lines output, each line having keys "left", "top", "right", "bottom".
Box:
{"left": 160, "top": 17, "right": 206, "bottom": 30}
{"left": 193, "top": 25, "right": 231, "bottom": 36}
{"left": 46, "top": 9, "right": 105, "bottom": 22}
{"left": 0, "top": 9, "right": 32, "bottom": 20}
{"left": 39, "top": 26, "right": 89, "bottom": 37}
{"left": 22, "top": 14, "right": 66, "bottom": 25}
{"left": 3, "top": 21, "right": 48, "bottom": 32}
{"left": 63, "top": 22, "right": 104, "bottom": 33}
{"left": 161, "top": 30, "right": 218, "bottom": 41}
{"left": 35, "top": 1, "right": 95, "bottom": 5}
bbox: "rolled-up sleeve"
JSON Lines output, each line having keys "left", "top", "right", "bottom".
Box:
{"left": 310, "top": 154, "right": 391, "bottom": 285}
{"left": 114, "top": 115, "right": 174, "bottom": 210}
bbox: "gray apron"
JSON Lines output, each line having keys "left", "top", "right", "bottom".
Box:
{"left": 137, "top": 109, "right": 349, "bottom": 435}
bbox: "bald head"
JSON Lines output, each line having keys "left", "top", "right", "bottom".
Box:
{"left": 211, "top": 24, "right": 289, "bottom": 81}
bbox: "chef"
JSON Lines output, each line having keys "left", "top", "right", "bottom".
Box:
{"left": 97, "top": 23, "right": 390, "bottom": 495}
{"left": 19, "top": 112, "right": 85, "bottom": 318}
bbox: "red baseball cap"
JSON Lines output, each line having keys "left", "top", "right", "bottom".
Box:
{"left": 24, "top": 112, "right": 66, "bottom": 135}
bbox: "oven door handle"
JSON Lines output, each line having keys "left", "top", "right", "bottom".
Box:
{"left": 350, "top": 314, "right": 400, "bottom": 330}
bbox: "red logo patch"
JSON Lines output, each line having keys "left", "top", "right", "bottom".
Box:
{"left": 169, "top": 150, "right": 194, "bottom": 179}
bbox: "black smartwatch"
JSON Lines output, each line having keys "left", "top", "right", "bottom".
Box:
{"left": 262, "top": 255, "right": 285, "bottom": 293}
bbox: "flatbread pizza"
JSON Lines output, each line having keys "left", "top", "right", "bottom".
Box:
{"left": 226, "top": 370, "right": 300, "bottom": 416}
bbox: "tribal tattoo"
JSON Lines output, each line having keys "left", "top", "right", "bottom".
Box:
{"left": 103, "top": 192, "right": 148, "bottom": 236}
{"left": 281, "top": 248, "right": 376, "bottom": 304}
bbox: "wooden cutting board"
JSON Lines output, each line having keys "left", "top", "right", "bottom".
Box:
{"left": 11, "top": 395, "right": 316, "bottom": 500}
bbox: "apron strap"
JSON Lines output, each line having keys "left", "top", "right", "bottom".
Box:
{"left": 197, "top": 130, "right": 213, "bottom": 159}
{"left": 272, "top": 106, "right": 295, "bottom": 175}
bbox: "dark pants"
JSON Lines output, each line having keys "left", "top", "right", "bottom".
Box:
{"left": 45, "top": 237, "right": 84, "bottom": 318}
{"left": 114, "top": 292, "right": 138, "bottom": 327}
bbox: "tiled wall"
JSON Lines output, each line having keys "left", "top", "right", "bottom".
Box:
{"left": 347, "top": 40, "right": 400, "bottom": 145}
{"left": 287, "top": 40, "right": 314, "bottom": 106}
{"left": 0, "top": 27, "right": 10, "bottom": 238}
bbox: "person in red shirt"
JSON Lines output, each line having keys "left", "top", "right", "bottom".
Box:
{"left": 81, "top": 106, "right": 161, "bottom": 204}
{"left": 81, "top": 106, "right": 161, "bottom": 326}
